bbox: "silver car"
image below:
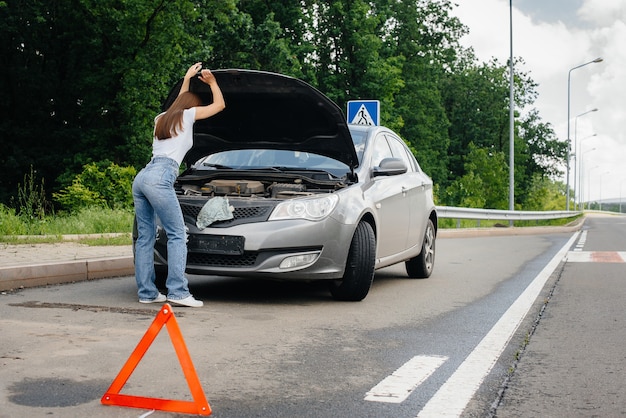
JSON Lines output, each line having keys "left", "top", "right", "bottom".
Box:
{"left": 140, "top": 69, "right": 437, "bottom": 301}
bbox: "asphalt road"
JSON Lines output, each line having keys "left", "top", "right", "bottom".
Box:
{"left": 1, "top": 214, "right": 624, "bottom": 417}
{"left": 493, "top": 215, "right": 626, "bottom": 417}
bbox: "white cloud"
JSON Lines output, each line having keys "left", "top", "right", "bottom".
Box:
{"left": 587, "top": 20, "right": 626, "bottom": 143}
{"left": 451, "top": 0, "right": 626, "bottom": 203}
{"left": 579, "top": 0, "right": 626, "bottom": 26}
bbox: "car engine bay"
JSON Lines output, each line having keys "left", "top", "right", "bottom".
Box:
{"left": 177, "top": 177, "right": 347, "bottom": 199}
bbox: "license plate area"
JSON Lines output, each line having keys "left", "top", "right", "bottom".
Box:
{"left": 189, "top": 235, "right": 245, "bottom": 255}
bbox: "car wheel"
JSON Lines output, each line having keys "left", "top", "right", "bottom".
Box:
{"left": 155, "top": 265, "right": 167, "bottom": 289}
{"left": 329, "top": 221, "right": 376, "bottom": 301}
{"left": 405, "top": 218, "right": 435, "bottom": 278}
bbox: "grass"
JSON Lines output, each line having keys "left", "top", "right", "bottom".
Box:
{"left": 438, "top": 214, "right": 583, "bottom": 229}
{"left": 0, "top": 206, "right": 134, "bottom": 245}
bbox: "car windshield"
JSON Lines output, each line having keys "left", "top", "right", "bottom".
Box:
{"left": 349, "top": 129, "right": 367, "bottom": 163}
{"left": 193, "top": 149, "right": 350, "bottom": 177}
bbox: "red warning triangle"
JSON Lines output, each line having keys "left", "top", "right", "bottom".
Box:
{"left": 101, "top": 303, "right": 212, "bottom": 416}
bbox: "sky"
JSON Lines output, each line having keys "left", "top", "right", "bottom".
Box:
{"left": 450, "top": 0, "right": 626, "bottom": 205}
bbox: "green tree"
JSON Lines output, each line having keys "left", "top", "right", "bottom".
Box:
{"left": 501, "top": 109, "right": 566, "bottom": 209}
{"left": 307, "top": 1, "right": 391, "bottom": 107}
{"left": 524, "top": 174, "right": 567, "bottom": 211}
{"left": 385, "top": 0, "right": 467, "bottom": 186}
{"left": 445, "top": 143, "right": 508, "bottom": 209}
{"left": 518, "top": 109, "right": 566, "bottom": 178}
{"left": 206, "top": 1, "right": 302, "bottom": 76}
{"left": 440, "top": 56, "right": 557, "bottom": 208}
{"left": 53, "top": 161, "right": 136, "bottom": 211}
{"left": 442, "top": 60, "right": 511, "bottom": 183}
{"left": 0, "top": 0, "right": 206, "bottom": 203}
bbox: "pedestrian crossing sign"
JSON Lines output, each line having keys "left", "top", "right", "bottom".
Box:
{"left": 347, "top": 100, "right": 380, "bottom": 126}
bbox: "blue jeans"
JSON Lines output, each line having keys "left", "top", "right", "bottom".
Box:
{"left": 132, "top": 157, "right": 191, "bottom": 301}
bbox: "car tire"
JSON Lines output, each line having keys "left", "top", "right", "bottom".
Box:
{"left": 329, "top": 221, "right": 376, "bottom": 301}
{"left": 155, "top": 265, "right": 167, "bottom": 289}
{"left": 405, "top": 218, "right": 435, "bottom": 278}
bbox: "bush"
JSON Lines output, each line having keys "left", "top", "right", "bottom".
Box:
{"left": 53, "top": 179, "right": 104, "bottom": 210}
{"left": 0, "top": 204, "right": 28, "bottom": 235}
{"left": 54, "top": 161, "right": 136, "bottom": 212}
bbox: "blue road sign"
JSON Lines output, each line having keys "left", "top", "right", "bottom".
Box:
{"left": 347, "top": 100, "right": 380, "bottom": 126}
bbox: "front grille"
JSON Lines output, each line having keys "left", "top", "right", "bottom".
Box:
{"left": 179, "top": 201, "right": 273, "bottom": 227}
{"left": 187, "top": 252, "right": 259, "bottom": 267}
{"left": 232, "top": 206, "right": 270, "bottom": 219}
{"left": 180, "top": 204, "right": 201, "bottom": 218}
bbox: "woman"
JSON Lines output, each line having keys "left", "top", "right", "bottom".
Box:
{"left": 132, "top": 62, "right": 225, "bottom": 307}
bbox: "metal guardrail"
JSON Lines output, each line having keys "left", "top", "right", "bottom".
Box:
{"left": 436, "top": 206, "right": 581, "bottom": 221}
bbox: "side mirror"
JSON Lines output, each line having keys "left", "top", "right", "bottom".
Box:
{"left": 372, "top": 157, "right": 407, "bottom": 177}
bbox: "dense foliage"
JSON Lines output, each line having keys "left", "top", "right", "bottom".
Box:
{"left": 53, "top": 161, "right": 136, "bottom": 211}
{"left": 0, "top": 0, "right": 567, "bottom": 211}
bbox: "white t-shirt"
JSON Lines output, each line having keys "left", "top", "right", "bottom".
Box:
{"left": 151, "top": 107, "right": 196, "bottom": 166}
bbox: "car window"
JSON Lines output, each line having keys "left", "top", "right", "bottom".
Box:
{"left": 370, "top": 134, "right": 394, "bottom": 167}
{"left": 386, "top": 134, "right": 419, "bottom": 172}
{"left": 350, "top": 129, "right": 367, "bottom": 163}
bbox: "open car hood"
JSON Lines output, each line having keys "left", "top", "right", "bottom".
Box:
{"left": 162, "top": 69, "right": 358, "bottom": 170}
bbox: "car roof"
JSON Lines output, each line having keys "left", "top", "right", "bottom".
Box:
{"left": 161, "top": 69, "right": 359, "bottom": 170}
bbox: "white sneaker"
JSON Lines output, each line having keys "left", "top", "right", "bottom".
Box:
{"left": 139, "top": 293, "right": 167, "bottom": 304}
{"left": 167, "top": 295, "right": 204, "bottom": 308}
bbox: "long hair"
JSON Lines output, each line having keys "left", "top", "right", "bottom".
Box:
{"left": 154, "top": 91, "right": 202, "bottom": 140}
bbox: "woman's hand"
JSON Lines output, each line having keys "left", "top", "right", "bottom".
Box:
{"left": 184, "top": 62, "right": 202, "bottom": 80}
{"left": 178, "top": 62, "right": 203, "bottom": 96}
{"left": 198, "top": 69, "right": 217, "bottom": 85}
{"left": 194, "top": 69, "right": 225, "bottom": 120}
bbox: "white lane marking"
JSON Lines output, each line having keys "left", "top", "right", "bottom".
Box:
{"left": 416, "top": 231, "right": 580, "bottom": 418}
{"left": 566, "top": 251, "right": 592, "bottom": 262}
{"left": 365, "top": 355, "right": 448, "bottom": 403}
{"left": 574, "top": 230, "right": 587, "bottom": 251}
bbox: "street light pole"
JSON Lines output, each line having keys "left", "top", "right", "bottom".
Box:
{"left": 566, "top": 57, "right": 603, "bottom": 210}
{"left": 573, "top": 108, "right": 598, "bottom": 210}
{"left": 580, "top": 147, "right": 595, "bottom": 211}
{"left": 508, "top": 0, "right": 515, "bottom": 216}
{"left": 578, "top": 134, "right": 597, "bottom": 209}
{"left": 589, "top": 165, "right": 599, "bottom": 210}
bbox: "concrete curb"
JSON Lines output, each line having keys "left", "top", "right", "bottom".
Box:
{"left": 0, "top": 256, "right": 134, "bottom": 292}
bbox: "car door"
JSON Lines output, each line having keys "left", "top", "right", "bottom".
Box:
{"left": 386, "top": 134, "right": 427, "bottom": 250}
{"left": 366, "top": 133, "right": 410, "bottom": 258}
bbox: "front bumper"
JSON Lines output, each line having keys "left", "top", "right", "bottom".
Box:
{"left": 154, "top": 217, "right": 355, "bottom": 280}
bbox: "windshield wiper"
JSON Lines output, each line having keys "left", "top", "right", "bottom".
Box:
{"left": 202, "top": 163, "right": 233, "bottom": 169}
{"left": 248, "top": 166, "right": 289, "bottom": 172}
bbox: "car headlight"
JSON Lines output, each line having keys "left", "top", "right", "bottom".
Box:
{"left": 269, "top": 194, "right": 339, "bottom": 221}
